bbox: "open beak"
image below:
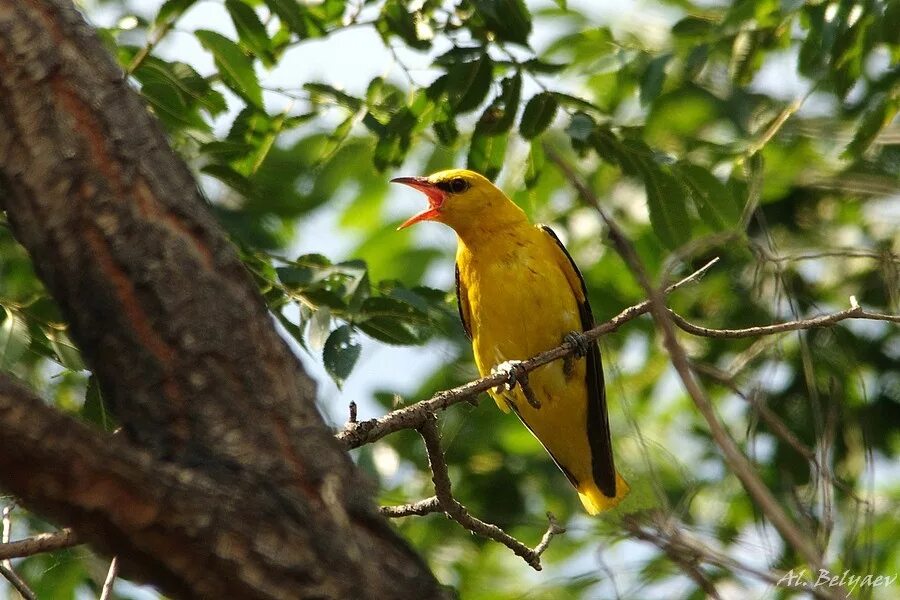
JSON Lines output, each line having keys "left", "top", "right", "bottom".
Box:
{"left": 391, "top": 176, "right": 446, "bottom": 229}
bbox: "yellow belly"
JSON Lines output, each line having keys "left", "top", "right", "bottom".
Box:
{"left": 458, "top": 232, "right": 594, "bottom": 491}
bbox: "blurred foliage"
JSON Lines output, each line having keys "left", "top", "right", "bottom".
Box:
{"left": 3, "top": 0, "right": 899, "bottom": 598}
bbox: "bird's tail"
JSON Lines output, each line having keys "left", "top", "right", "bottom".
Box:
{"left": 577, "top": 472, "right": 630, "bottom": 515}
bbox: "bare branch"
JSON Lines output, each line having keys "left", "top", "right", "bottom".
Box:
{"left": 380, "top": 497, "right": 441, "bottom": 518}
{"left": 0, "top": 562, "right": 37, "bottom": 600}
{"left": 100, "top": 556, "right": 120, "bottom": 600}
{"left": 1, "top": 503, "right": 37, "bottom": 600}
{"left": 0, "top": 529, "right": 79, "bottom": 561}
{"left": 418, "top": 414, "right": 564, "bottom": 570}
{"left": 670, "top": 305, "right": 898, "bottom": 338}
{"left": 531, "top": 512, "right": 566, "bottom": 558}
{"left": 337, "top": 258, "right": 718, "bottom": 449}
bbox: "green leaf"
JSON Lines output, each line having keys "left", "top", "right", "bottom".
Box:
{"left": 264, "top": 0, "right": 324, "bottom": 38}
{"left": 640, "top": 53, "right": 671, "bottom": 106}
{"left": 82, "top": 376, "right": 116, "bottom": 432}
{"left": 356, "top": 297, "right": 430, "bottom": 345}
{"left": 447, "top": 54, "right": 494, "bottom": 114}
{"left": 201, "top": 164, "right": 255, "bottom": 197}
{"left": 200, "top": 140, "right": 255, "bottom": 161}
{"left": 588, "top": 130, "right": 692, "bottom": 248}
{"left": 0, "top": 307, "right": 30, "bottom": 369}
{"left": 226, "top": 0, "right": 274, "bottom": 66}
{"left": 304, "top": 83, "right": 363, "bottom": 111}
{"left": 195, "top": 30, "right": 263, "bottom": 108}
{"left": 675, "top": 163, "right": 742, "bottom": 230}
{"left": 843, "top": 93, "right": 899, "bottom": 158}
{"left": 373, "top": 107, "right": 418, "bottom": 170}
{"left": 156, "top": 0, "right": 196, "bottom": 25}
{"left": 134, "top": 56, "right": 228, "bottom": 118}
{"left": 519, "top": 92, "right": 558, "bottom": 139}
{"left": 360, "top": 296, "right": 427, "bottom": 320}
{"left": 552, "top": 91, "right": 601, "bottom": 113}
{"left": 308, "top": 307, "right": 332, "bottom": 351}
{"left": 323, "top": 325, "right": 361, "bottom": 388}
{"left": 642, "top": 164, "right": 692, "bottom": 249}
{"left": 468, "top": 131, "right": 507, "bottom": 180}
{"left": 379, "top": 0, "right": 431, "bottom": 50}
{"left": 474, "top": 72, "right": 521, "bottom": 136}
{"left": 471, "top": 0, "right": 532, "bottom": 46}
{"left": 140, "top": 81, "right": 210, "bottom": 132}
{"left": 672, "top": 16, "right": 713, "bottom": 38}
{"left": 47, "top": 330, "right": 85, "bottom": 371}
{"left": 275, "top": 254, "right": 332, "bottom": 288}
{"left": 357, "top": 317, "right": 429, "bottom": 345}
{"left": 524, "top": 142, "right": 545, "bottom": 189}
{"left": 566, "top": 111, "right": 595, "bottom": 143}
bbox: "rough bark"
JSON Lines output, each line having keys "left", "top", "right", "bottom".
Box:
{"left": 0, "top": 1, "right": 442, "bottom": 598}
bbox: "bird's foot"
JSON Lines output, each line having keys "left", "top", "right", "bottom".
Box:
{"left": 492, "top": 360, "right": 525, "bottom": 393}
{"left": 563, "top": 331, "right": 590, "bottom": 377}
{"left": 491, "top": 360, "right": 541, "bottom": 409}
{"left": 564, "top": 331, "right": 591, "bottom": 358}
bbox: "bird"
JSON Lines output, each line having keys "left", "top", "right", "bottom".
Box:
{"left": 392, "top": 168, "right": 629, "bottom": 514}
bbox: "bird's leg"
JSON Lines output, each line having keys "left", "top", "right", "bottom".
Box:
{"left": 563, "top": 331, "right": 590, "bottom": 377}
{"left": 492, "top": 360, "right": 541, "bottom": 409}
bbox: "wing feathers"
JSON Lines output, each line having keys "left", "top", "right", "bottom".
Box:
{"left": 539, "top": 225, "right": 617, "bottom": 498}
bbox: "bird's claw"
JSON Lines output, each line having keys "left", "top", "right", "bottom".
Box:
{"left": 564, "top": 331, "right": 591, "bottom": 358}
{"left": 563, "top": 331, "right": 591, "bottom": 377}
{"left": 492, "top": 360, "right": 525, "bottom": 393}
{"left": 492, "top": 360, "right": 541, "bottom": 409}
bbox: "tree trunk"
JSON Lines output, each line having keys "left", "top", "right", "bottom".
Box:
{"left": 0, "top": 1, "right": 442, "bottom": 597}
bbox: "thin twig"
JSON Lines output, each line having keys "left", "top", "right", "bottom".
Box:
{"left": 670, "top": 305, "right": 898, "bottom": 338}
{"left": 337, "top": 258, "right": 718, "bottom": 449}
{"left": 0, "top": 562, "right": 36, "bottom": 600}
{"left": 100, "top": 556, "right": 119, "bottom": 600}
{"left": 418, "top": 414, "right": 564, "bottom": 570}
{"left": 126, "top": 21, "right": 174, "bottom": 75}
{"left": 622, "top": 514, "right": 837, "bottom": 599}
{"left": 0, "top": 529, "right": 79, "bottom": 560}
{"left": 380, "top": 496, "right": 441, "bottom": 518}
{"left": 1, "top": 502, "right": 13, "bottom": 550}
{"left": 0, "top": 503, "right": 36, "bottom": 600}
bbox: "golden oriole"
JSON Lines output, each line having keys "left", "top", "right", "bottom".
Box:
{"left": 393, "top": 168, "right": 628, "bottom": 514}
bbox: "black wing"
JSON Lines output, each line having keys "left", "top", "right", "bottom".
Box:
{"left": 455, "top": 263, "right": 472, "bottom": 340}
{"left": 539, "top": 225, "right": 617, "bottom": 498}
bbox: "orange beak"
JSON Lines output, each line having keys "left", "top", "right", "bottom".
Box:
{"left": 392, "top": 176, "right": 446, "bottom": 229}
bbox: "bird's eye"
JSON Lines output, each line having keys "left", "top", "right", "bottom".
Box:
{"left": 449, "top": 177, "right": 469, "bottom": 193}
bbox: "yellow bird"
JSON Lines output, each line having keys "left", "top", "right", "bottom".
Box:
{"left": 393, "top": 168, "right": 629, "bottom": 514}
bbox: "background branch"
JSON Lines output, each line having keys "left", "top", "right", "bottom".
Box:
{"left": 0, "top": 529, "right": 79, "bottom": 561}
{"left": 417, "top": 414, "right": 565, "bottom": 571}
{"left": 547, "top": 149, "right": 840, "bottom": 589}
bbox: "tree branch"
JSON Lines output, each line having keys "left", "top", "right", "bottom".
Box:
{"left": 0, "top": 562, "right": 36, "bottom": 600}
{"left": 380, "top": 497, "right": 442, "bottom": 518}
{"left": 670, "top": 302, "right": 898, "bottom": 338}
{"left": 0, "top": 1, "right": 442, "bottom": 596}
{"left": 0, "top": 529, "right": 78, "bottom": 561}
{"left": 0, "top": 503, "right": 37, "bottom": 600}
{"left": 418, "top": 414, "right": 565, "bottom": 571}
{"left": 100, "top": 556, "right": 120, "bottom": 600}
{"left": 338, "top": 258, "right": 719, "bottom": 449}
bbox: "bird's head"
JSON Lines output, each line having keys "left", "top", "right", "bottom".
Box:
{"left": 392, "top": 169, "right": 514, "bottom": 233}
